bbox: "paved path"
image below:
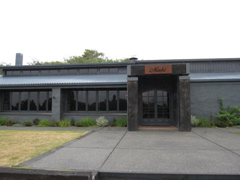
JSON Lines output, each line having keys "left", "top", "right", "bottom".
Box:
{"left": 17, "top": 127, "right": 240, "bottom": 175}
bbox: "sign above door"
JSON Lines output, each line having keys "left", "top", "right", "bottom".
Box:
{"left": 145, "top": 65, "right": 172, "bottom": 74}
{"left": 127, "top": 63, "right": 189, "bottom": 76}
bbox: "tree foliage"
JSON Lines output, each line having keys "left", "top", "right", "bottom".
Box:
{"left": 0, "top": 62, "right": 11, "bottom": 75}
{"left": 28, "top": 49, "right": 130, "bottom": 65}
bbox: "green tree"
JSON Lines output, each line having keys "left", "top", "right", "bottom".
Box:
{"left": 0, "top": 62, "right": 11, "bottom": 75}
{"left": 27, "top": 49, "right": 130, "bottom": 65}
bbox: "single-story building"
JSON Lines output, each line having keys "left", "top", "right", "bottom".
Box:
{"left": 1, "top": 55, "right": 240, "bottom": 131}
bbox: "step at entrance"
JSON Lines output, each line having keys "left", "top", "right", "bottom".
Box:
{"left": 139, "top": 126, "right": 178, "bottom": 131}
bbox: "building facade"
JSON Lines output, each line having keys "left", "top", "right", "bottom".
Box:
{"left": 0, "top": 58, "right": 240, "bottom": 131}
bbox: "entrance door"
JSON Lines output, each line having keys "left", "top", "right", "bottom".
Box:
{"left": 142, "top": 90, "right": 170, "bottom": 126}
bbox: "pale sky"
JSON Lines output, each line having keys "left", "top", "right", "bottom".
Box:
{"left": 0, "top": 0, "right": 240, "bottom": 65}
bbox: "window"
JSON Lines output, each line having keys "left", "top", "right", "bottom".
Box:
{"left": 59, "top": 69, "right": 68, "bottom": 75}
{"left": 31, "top": 70, "right": 39, "bottom": 75}
{"left": 69, "top": 69, "right": 78, "bottom": 75}
{"left": 109, "top": 68, "right": 118, "bottom": 73}
{"left": 80, "top": 69, "right": 88, "bottom": 74}
{"left": 29, "top": 92, "right": 37, "bottom": 111}
{"left": 88, "top": 91, "right": 96, "bottom": 111}
{"left": 50, "top": 70, "right": 58, "bottom": 75}
{"left": 20, "top": 92, "right": 28, "bottom": 110}
{"left": 89, "top": 69, "right": 97, "bottom": 74}
{"left": 2, "top": 90, "right": 52, "bottom": 112}
{"left": 78, "top": 91, "right": 86, "bottom": 111}
{"left": 12, "top": 92, "right": 19, "bottom": 110}
{"left": 99, "top": 68, "right": 108, "bottom": 74}
{"left": 98, "top": 91, "right": 107, "bottom": 111}
{"left": 67, "top": 91, "right": 76, "bottom": 111}
{"left": 66, "top": 89, "right": 127, "bottom": 112}
{"left": 22, "top": 71, "right": 31, "bottom": 76}
{"left": 41, "top": 70, "right": 49, "bottom": 75}
{"left": 109, "top": 91, "right": 117, "bottom": 111}
{"left": 119, "top": 91, "right": 127, "bottom": 111}
{"left": 12, "top": 71, "right": 21, "bottom": 76}
{"left": 3, "top": 92, "right": 10, "bottom": 111}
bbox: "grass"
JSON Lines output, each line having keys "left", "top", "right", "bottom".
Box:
{"left": 236, "top": 132, "right": 240, "bottom": 134}
{"left": 0, "top": 130, "right": 88, "bottom": 167}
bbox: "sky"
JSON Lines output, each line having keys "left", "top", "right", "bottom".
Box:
{"left": 0, "top": 0, "right": 240, "bottom": 65}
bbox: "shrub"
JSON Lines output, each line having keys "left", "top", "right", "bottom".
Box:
{"left": 37, "top": 119, "right": 50, "bottom": 127}
{"left": 0, "top": 117, "right": 8, "bottom": 126}
{"left": 215, "top": 120, "right": 229, "bottom": 127}
{"left": 12, "top": 124, "right": 23, "bottom": 127}
{"left": 59, "top": 120, "right": 71, "bottom": 127}
{"left": 33, "top": 118, "right": 40, "bottom": 126}
{"left": 5, "top": 120, "right": 17, "bottom": 126}
{"left": 216, "top": 97, "right": 240, "bottom": 127}
{"left": 197, "top": 118, "right": 212, "bottom": 127}
{"left": 22, "top": 121, "right": 32, "bottom": 126}
{"left": 109, "top": 118, "right": 117, "bottom": 127}
{"left": 116, "top": 118, "right": 127, "bottom": 127}
{"left": 75, "top": 117, "right": 95, "bottom": 127}
{"left": 49, "top": 120, "right": 60, "bottom": 127}
{"left": 191, "top": 115, "right": 199, "bottom": 127}
{"left": 96, "top": 116, "right": 109, "bottom": 127}
{"left": 70, "top": 119, "right": 75, "bottom": 126}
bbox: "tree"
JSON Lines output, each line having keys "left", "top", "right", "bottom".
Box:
{"left": 0, "top": 62, "right": 11, "bottom": 75}
{"left": 27, "top": 49, "right": 130, "bottom": 65}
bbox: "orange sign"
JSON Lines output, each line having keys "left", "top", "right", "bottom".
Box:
{"left": 145, "top": 65, "right": 172, "bottom": 74}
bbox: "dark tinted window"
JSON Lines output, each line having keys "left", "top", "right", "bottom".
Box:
{"left": 59, "top": 69, "right": 68, "bottom": 75}
{"left": 50, "top": 70, "right": 58, "bottom": 75}
{"left": 119, "top": 91, "right": 127, "bottom": 111}
{"left": 39, "top": 92, "right": 47, "bottom": 111}
{"left": 68, "top": 91, "right": 76, "bottom": 111}
{"left": 20, "top": 92, "right": 28, "bottom": 110}
{"left": 29, "top": 92, "right": 37, "bottom": 111}
{"left": 3, "top": 92, "right": 10, "bottom": 110}
{"left": 119, "top": 68, "right": 127, "bottom": 74}
{"left": 109, "top": 68, "right": 118, "bottom": 73}
{"left": 12, "top": 92, "right": 19, "bottom": 110}
{"left": 99, "top": 68, "right": 108, "bottom": 74}
{"left": 41, "top": 70, "right": 49, "bottom": 75}
{"left": 22, "top": 71, "right": 31, "bottom": 76}
{"left": 69, "top": 69, "right": 78, "bottom": 75}
{"left": 109, "top": 91, "right": 117, "bottom": 111}
{"left": 78, "top": 91, "right": 86, "bottom": 111}
{"left": 88, "top": 91, "right": 96, "bottom": 111}
{"left": 89, "top": 69, "right": 98, "bottom": 74}
{"left": 48, "top": 92, "right": 52, "bottom": 111}
{"left": 13, "top": 71, "right": 21, "bottom": 76}
{"left": 98, "top": 91, "right": 107, "bottom": 111}
{"left": 31, "top": 70, "right": 39, "bottom": 75}
{"left": 6, "top": 71, "right": 13, "bottom": 76}
{"left": 80, "top": 69, "right": 88, "bottom": 74}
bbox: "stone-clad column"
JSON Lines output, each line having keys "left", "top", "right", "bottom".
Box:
{"left": 51, "top": 88, "right": 62, "bottom": 120}
{"left": 179, "top": 76, "right": 191, "bottom": 131}
{"left": 127, "top": 77, "right": 138, "bottom": 131}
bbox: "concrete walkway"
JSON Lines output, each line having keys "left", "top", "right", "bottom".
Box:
{"left": 16, "top": 127, "right": 240, "bottom": 175}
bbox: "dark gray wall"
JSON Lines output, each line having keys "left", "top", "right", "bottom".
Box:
{"left": 0, "top": 113, "right": 51, "bottom": 123}
{"left": 63, "top": 114, "right": 127, "bottom": 122}
{"left": 190, "top": 82, "right": 240, "bottom": 120}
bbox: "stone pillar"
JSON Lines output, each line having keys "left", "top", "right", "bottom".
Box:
{"left": 127, "top": 77, "right": 138, "bottom": 131}
{"left": 51, "top": 88, "right": 62, "bottom": 120}
{"left": 179, "top": 76, "right": 191, "bottom": 131}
